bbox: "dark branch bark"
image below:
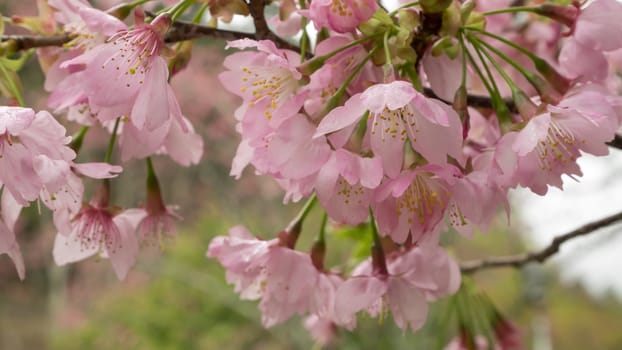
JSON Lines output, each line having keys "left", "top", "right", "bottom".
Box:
{"left": 0, "top": 34, "right": 74, "bottom": 50}
{"left": 3, "top": 14, "right": 622, "bottom": 152}
{"left": 460, "top": 211, "right": 622, "bottom": 273}
{"left": 1, "top": 12, "right": 299, "bottom": 52}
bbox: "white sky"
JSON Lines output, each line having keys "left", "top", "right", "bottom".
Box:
{"left": 512, "top": 152, "right": 622, "bottom": 297}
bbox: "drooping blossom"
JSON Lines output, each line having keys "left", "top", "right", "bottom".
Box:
{"left": 315, "top": 81, "right": 464, "bottom": 178}
{"left": 335, "top": 243, "right": 460, "bottom": 332}
{"left": 207, "top": 225, "right": 280, "bottom": 300}
{"left": 136, "top": 161, "right": 181, "bottom": 246}
{"left": 53, "top": 184, "right": 143, "bottom": 280}
{"left": 304, "top": 0, "right": 379, "bottom": 33}
{"left": 0, "top": 106, "right": 122, "bottom": 236}
{"left": 208, "top": 225, "right": 350, "bottom": 327}
{"left": 207, "top": 226, "right": 314, "bottom": 327}
{"left": 304, "top": 315, "right": 338, "bottom": 347}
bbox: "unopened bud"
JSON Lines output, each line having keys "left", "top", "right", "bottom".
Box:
{"left": 106, "top": 2, "right": 134, "bottom": 20}
{"left": 535, "top": 4, "right": 579, "bottom": 28}
{"left": 534, "top": 59, "right": 572, "bottom": 95}
{"left": 460, "top": 0, "right": 476, "bottom": 23}
{"left": 441, "top": 1, "right": 461, "bottom": 36}
{"left": 169, "top": 41, "right": 193, "bottom": 77}
{"left": 420, "top": 0, "right": 454, "bottom": 14}
{"left": 511, "top": 88, "right": 537, "bottom": 121}
{"left": 453, "top": 85, "right": 470, "bottom": 139}
{"left": 359, "top": 9, "right": 393, "bottom": 37}
{"left": 311, "top": 240, "right": 326, "bottom": 270}
{"left": 528, "top": 73, "right": 562, "bottom": 104}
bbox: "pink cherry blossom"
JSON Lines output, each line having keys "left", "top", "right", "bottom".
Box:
{"left": 334, "top": 260, "right": 429, "bottom": 332}
{"left": 53, "top": 204, "right": 143, "bottom": 280}
{"left": 315, "top": 149, "right": 382, "bottom": 225}
{"left": 303, "top": 315, "right": 337, "bottom": 347}
{"left": 303, "top": 35, "right": 377, "bottom": 117}
{"left": 509, "top": 85, "right": 620, "bottom": 195}
{"left": 219, "top": 39, "right": 305, "bottom": 142}
{"left": 207, "top": 231, "right": 308, "bottom": 326}
{"left": 58, "top": 11, "right": 184, "bottom": 133}
{"left": 388, "top": 245, "right": 461, "bottom": 301}
{"left": 573, "top": 0, "right": 622, "bottom": 52}
{"left": 304, "top": 0, "right": 378, "bottom": 33}
{"left": 315, "top": 81, "right": 463, "bottom": 178}
{"left": 259, "top": 247, "right": 317, "bottom": 327}
{"left": 372, "top": 165, "right": 457, "bottom": 244}
{"left": 207, "top": 226, "right": 280, "bottom": 300}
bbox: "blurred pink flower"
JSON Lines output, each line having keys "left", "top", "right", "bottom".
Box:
{"left": 53, "top": 204, "right": 143, "bottom": 280}
{"left": 304, "top": 0, "right": 378, "bottom": 33}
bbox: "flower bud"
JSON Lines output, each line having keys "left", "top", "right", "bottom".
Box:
{"left": 511, "top": 88, "right": 537, "bottom": 121}
{"left": 420, "top": 0, "right": 454, "bottom": 14}
{"left": 534, "top": 59, "right": 572, "bottom": 95}
{"left": 310, "top": 240, "right": 326, "bottom": 270}
{"left": 169, "top": 41, "right": 193, "bottom": 77}
{"left": 528, "top": 73, "right": 562, "bottom": 105}
{"left": 535, "top": 4, "right": 579, "bottom": 28}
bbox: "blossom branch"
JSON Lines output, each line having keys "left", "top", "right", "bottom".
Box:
{"left": 460, "top": 211, "right": 622, "bottom": 274}
{"left": 0, "top": 13, "right": 298, "bottom": 52}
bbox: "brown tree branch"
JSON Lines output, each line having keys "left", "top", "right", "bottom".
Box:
{"left": 0, "top": 34, "right": 74, "bottom": 50}
{"left": 0, "top": 12, "right": 299, "bottom": 52}
{"left": 460, "top": 211, "right": 622, "bottom": 273}
{"left": 3, "top": 13, "right": 622, "bottom": 152}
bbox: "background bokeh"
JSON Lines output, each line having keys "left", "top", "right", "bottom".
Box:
{"left": 1, "top": 1, "right": 622, "bottom": 349}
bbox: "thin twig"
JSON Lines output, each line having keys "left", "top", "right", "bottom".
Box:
{"left": 0, "top": 12, "right": 298, "bottom": 52}
{"left": 0, "top": 34, "right": 74, "bottom": 50}
{"left": 460, "top": 211, "right": 622, "bottom": 273}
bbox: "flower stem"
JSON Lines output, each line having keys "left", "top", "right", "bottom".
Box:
{"left": 369, "top": 208, "right": 388, "bottom": 275}
{"left": 69, "top": 126, "right": 90, "bottom": 153}
{"left": 482, "top": 6, "right": 539, "bottom": 16}
{"left": 282, "top": 194, "right": 318, "bottom": 248}
{"left": 326, "top": 46, "right": 379, "bottom": 110}
{"left": 0, "top": 63, "right": 24, "bottom": 106}
{"left": 104, "top": 118, "right": 121, "bottom": 164}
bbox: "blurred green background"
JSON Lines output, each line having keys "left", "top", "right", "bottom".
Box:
{"left": 2, "top": 1, "right": 622, "bottom": 349}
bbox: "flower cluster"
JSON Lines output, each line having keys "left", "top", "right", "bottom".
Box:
{"left": 1, "top": 0, "right": 622, "bottom": 344}
{"left": 0, "top": 3, "right": 204, "bottom": 279}
{"left": 208, "top": 0, "right": 622, "bottom": 340}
